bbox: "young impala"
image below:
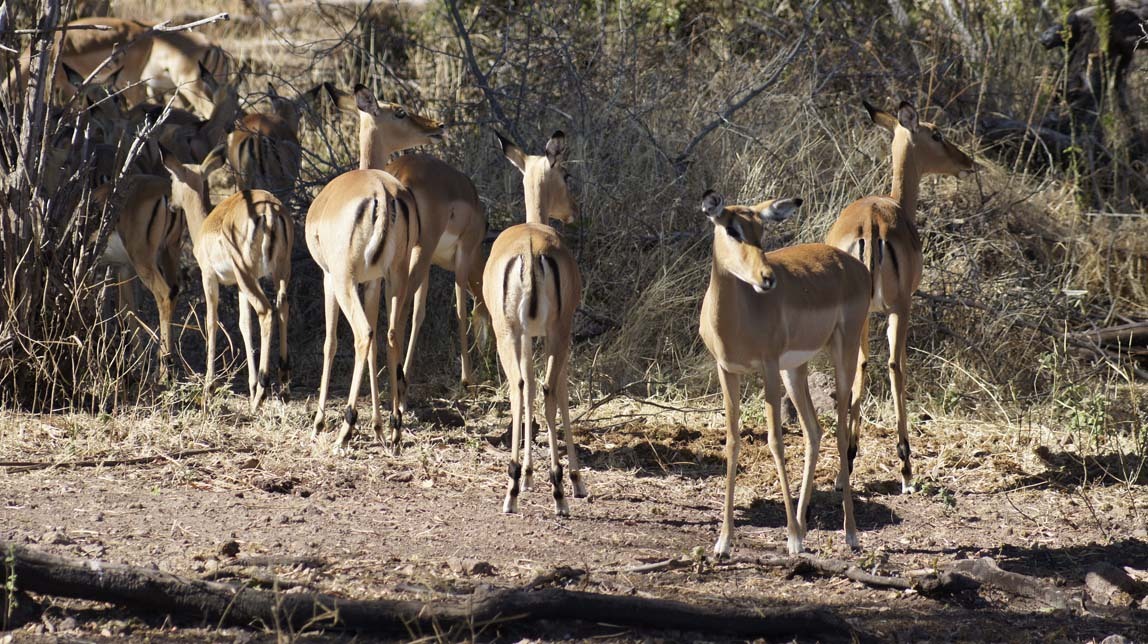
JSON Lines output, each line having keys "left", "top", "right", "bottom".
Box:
{"left": 227, "top": 83, "right": 303, "bottom": 194}
{"left": 825, "top": 100, "right": 974, "bottom": 494}
{"left": 307, "top": 84, "right": 443, "bottom": 454}
{"left": 485, "top": 131, "right": 586, "bottom": 516}
{"left": 699, "top": 190, "right": 870, "bottom": 556}
{"left": 163, "top": 151, "right": 293, "bottom": 412}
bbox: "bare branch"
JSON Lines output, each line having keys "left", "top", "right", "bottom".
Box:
{"left": 443, "top": 0, "right": 519, "bottom": 141}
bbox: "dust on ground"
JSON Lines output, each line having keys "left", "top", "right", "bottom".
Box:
{"left": 2, "top": 381, "right": 1146, "bottom": 643}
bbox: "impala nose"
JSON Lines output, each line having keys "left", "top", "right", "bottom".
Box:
{"left": 753, "top": 272, "right": 776, "bottom": 294}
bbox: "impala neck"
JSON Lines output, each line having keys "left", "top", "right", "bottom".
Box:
{"left": 359, "top": 115, "right": 394, "bottom": 170}
{"left": 889, "top": 132, "right": 921, "bottom": 222}
{"left": 524, "top": 183, "right": 547, "bottom": 226}
{"left": 182, "top": 185, "right": 212, "bottom": 249}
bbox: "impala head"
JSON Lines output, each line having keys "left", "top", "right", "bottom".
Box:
{"left": 200, "top": 62, "right": 246, "bottom": 124}
{"left": 496, "top": 130, "right": 578, "bottom": 225}
{"left": 265, "top": 82, "right": 301, "bottom": 130}
{"left": 161, "top": 144, "right": 226, "bottom": 229}
{"left": 324, "top": 82, "right": 444, "bottom": 149}
{"left": 864, "top": 100, "right": 975, "bottom": 179}
{"left": 60, "top": 63, "right": 126, "bottom": 141}
{"left": 701, "top": 190, "right": 802, "bottom": 294}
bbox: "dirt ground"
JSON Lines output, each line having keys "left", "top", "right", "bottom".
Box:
{"left": 2, "top": 376, "right": 1146, "bottom": 643}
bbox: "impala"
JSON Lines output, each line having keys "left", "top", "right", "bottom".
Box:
{"left": 825, "top": 100, "right": 974, "bottom": 494}
{"left": 700, "top": 190, "right": 870, "bottom": 555}
{"left": 307, "top": 84, "right": 442, "bottom": 454}
{"left": 227, "top": 83, "right": 303, "bottom": 194}
{"left": 485, "top": 131, "right": 586, "bottom": 516}
{"left": 96, "top": 174, "right": 182, "bottom": 381}
{"left": 388, "top": 147, "right": 489, "bottom": 393}
{"left": 163, "top": 150, "right": 292, "bottom": 412}
{"left": 7, "top": 17, "right": 231, "bottom": 120}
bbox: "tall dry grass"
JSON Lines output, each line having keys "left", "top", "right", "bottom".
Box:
{"left": 2, "top": 0, "right": 1146, "bottom": 462}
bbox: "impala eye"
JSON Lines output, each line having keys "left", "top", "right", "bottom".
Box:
{"left": 932, "top": 131, "right": 943, "bottom": 142}
{"left": 394, "top": 108, "right": 407, "bottom": 119}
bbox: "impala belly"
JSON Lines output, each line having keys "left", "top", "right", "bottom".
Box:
{"left": 778, "top": 348, "right": 819, "bottom": 370}
{"left": 103, "top": 232, "right": 131, "bottom": 266}
{"left": 432, "top": 228, "right": 460, "bottom": 265}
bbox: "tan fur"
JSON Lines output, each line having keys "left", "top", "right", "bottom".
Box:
{"left": 307, "top": 84, "right": 441, "bottom": 455}
{"left": 700, "top": 192, "right": 871, "bottom": 556}
{"left": 164, "top": 155, "right": 293, "bottom": 413}
{"left": 485, "top": 131, "right": 586, "bottom": 516}
{"left": 97, "top": 175, "right": 182, "bottom": 382}
{"left": 7, "top": 18, "right": 231, "bottom": 119}
{"left": 227, "top": 86, "right": 302, "bottom": 193}
{"left": 387, "top": 153, "right": 488, "bottom": 390}
{"left": 824, "top": 101, "right": 975, "bottom": 494}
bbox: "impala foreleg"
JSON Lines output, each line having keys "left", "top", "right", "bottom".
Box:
{"left": 201, "top": 274, "right": 220, "bottom": 410}
{"left": 887, "top": 307, "right": 914, "bottom": 493}
{"left": 455, "top": 272, "right": 473, "bottom": 389}
{"left": 781, "top": 364, "right": 821, "bottom": 536}
{"left": 362, "top": 279, "right": 384, "bottom": 441}
{"left": 714, "top": 368, "right": 742, "bottom": 558}
{"left": 400, "top": 247, "right": 433, "bottom": 392}
{"left": 312, "top": 273, "right": 339, "bottom": 437}
{"left": 763, "top": 366, "right": 801, "bottom": 554}
{"left": 840, "top": 316, "right": 870, "bottom": 492}
{"left": 385, "top": 271, "right": 411, "bottom": 453}
{"left": 833, "top": 329, "right": 861, "bottom": 550}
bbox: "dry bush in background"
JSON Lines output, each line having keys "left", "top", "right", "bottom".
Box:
{"left": 2, "top": 0, "right": 1146, "bottom": 462}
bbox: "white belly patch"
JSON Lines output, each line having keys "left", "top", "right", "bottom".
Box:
{"left": 778, "top": 349, "right": 819, "bottom": 370}
{"left": 103, "top": 232, "right": 131, "bottom": 266}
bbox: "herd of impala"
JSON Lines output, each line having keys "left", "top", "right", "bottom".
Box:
{"left": 3, "top": 16, "right": 976, "bottom": 557}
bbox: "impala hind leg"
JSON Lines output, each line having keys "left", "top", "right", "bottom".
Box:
{"left": 888, "top": 307, "right": 914, "bottom": 493}
{"left": 455, "top": 269, "right": 474, "bottom": 388}
{"left": 497, "top": 327, "right": 524, "bottom": 513}
{"left": 134, "top": 263, "right": 177, "bottom": 383}
{"left": 330, "top": 277, "right": 374, "bottom": 456}
{"left": 312, "top": 273, "right": 339, "bottom": 437}
{"left": 781, "top": 364, "right": 821, "bottom": 537}
{"left": 542, "top": 349, "right": 567, "bottom": 516}
{"left": 400, "top": 247, "right": 434, "bottom": 406}
{"left": 235, "top": 272, "right": 275, "bottom": 413}
{"left": 275, "top": 274, "right": 290, "bottom": 396}
{"left": 714, "top": 368, "right": 742, "bottom": 558}
{"left": 839, "top": 316, "right": 870, "bottom": 492}
{"left": 519, "top": 332, "right": 535, "bottom": 491}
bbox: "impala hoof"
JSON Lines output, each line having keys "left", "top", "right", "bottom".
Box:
{"left": 901, "top": 481, "right": 916, "bottom": 494}
{"left": 554, "top": 498, "right": 570, "bottom": 517}
{"left": 846, "top": 531, "right": 860, "bottom": 550}
{"left": 787, "top": 534, "right": 804, "bottom": 555}
{"left": 570, "top": 473, "right": 588, "bottom": 498}
{"left": 502, "top": 496, "right": 518, "bottom": 514}
{"left": 713, "top": 535, "right": 732, "bottom": 559}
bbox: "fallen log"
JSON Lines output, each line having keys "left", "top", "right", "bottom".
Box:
{"left": 947, "top": 557, "right": 1082, "bottom": 612}
{"left": 1, "top": 542, "right": 868, "bottom": 641}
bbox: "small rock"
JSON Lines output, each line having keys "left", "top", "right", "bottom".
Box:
{"left": 41, "top": 530, "right": 72, "bottom": 545}
{"left": 1086, "top": 563, "right": 1139, "bottom": 608}
{"left": 58, "top": 617, "right": 77, "bottom": 631}
{"left": 448, "top": 558, "right": 495, "bottom": 576}
{"left": 239, "top": 457, "right": 260, "bottom": 470}
{"left": 219, "top": 540, "right": 241, "bottom": 557}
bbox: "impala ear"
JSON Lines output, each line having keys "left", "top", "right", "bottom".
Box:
{"left": 896, "top": 101, "right": 919, "bottom": 132}
{"left": 266, "top": 82, "right": 278, "bottom": 99}
{"left": 701, "top": 189, "right": 725, "bottom": 220}
{"left": 61, "top": 63, "right": 85, "bottom": 89}
{"left": 496, "top": 130, "right": 526, "bottom": 174}
{"left": 863, "top": 99, "right": 898, "bottom": 132}
{"left": 353, "top": 84, "right": 379, "bottom": 116}
{"left": 544, "top": 130, "right": 567, "bottom": 167}
{"left": 198, "top": 61, "right": 219, "bottom": 94}
{"left": 761, "top": 197, "right": 802, "bottom": 222}
{"left": 104, "top": 66, "right": 122, "bottom": 89}
{"left": 202, "top": 144, "right": 227, "bottom": 175}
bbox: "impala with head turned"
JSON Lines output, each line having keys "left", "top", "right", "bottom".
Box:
{"left": 227, "top": 83, "right": 304, "bottom": 195}
{"left": 163, "top": 150, "right": 293, "bottom": 412}
{"left": 6, "top": 18, "right": 231, "bottom": 120}
{"left": 484, "top": 130, "right": 585, "bottom": 516}
{"left": 307, "top": 84, "right": 443, "bottom": 454}
{"left": 825, "top": 100, "right": 975, "bottom": 495}
{"left": 700, "top": 190, "right": 871, "bottom": 556}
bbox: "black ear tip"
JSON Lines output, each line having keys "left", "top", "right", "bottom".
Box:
{"left": 897, "top": 100, "right": 916, "bottom": 112}
{"left": 702, "top": 189, "right": 716, "bottom": 200}
{"left": 353, "top": 83, "right": 369, "bottom": 93}
{"left": 793, "top": 197, "right": 804, "bottom": 207}
{"left": 551, "top": 129, "right": 566, "bottom": 139}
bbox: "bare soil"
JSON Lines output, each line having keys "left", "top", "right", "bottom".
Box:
{"left": 2, "top": 381, "right": 1146, "bottom": 643}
